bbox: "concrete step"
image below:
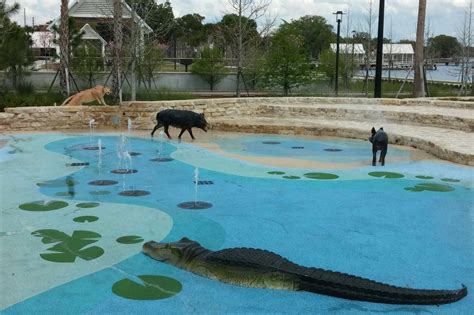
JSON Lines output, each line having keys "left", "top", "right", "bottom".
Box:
{"left": 238, "top": 103, "right": 474, "bottom": 132}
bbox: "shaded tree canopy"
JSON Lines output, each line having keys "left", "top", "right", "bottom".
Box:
{"left": 428, "top": 35, "right": 461, "bottom": 58}
{"left": 218, "top": 14, "right": 259, "bottom": 47}
{"left": 262, "top": 23, "right": 315, "bottom": 95}
{"left": 191, "top": 46, "right": 228, "bottom": 91}
{"left": 399, "top": 39, "right": 415, "bottom": 47}
{"left": 175, "top": 13, "right": 206, "bottom": 47}
{"left": 288, "top": 15, "right": 335, "bottom": 59}
{"left": 0, "top": 10, "right": 34, "bottom": 88}
{"left": 318, "top": 49, "right": 357, "bottom": 85}
{"left": 125, "top": 0, "right": 174, "bottom": 40}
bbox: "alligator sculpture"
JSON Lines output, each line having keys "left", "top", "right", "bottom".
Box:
{"left": 143, "top": 238, "right": 467, "bottom": 305}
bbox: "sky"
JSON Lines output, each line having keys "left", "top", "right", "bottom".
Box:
{"left": 11, "top": 0, "right": 472, "bottom": 41}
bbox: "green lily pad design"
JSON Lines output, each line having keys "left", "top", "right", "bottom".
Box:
{"left": 268, "top": 171, "right": 285, "bottom": 175}
{"left": 89, "top": 190, "right": 111, "bottom": 196}
{"left": 368, "top": 172, "right": 404, "bottom": 179}
{"left": 441, "top": 178, "right": 460, "bottom": 183}
{"left": 304, "top": 172, "right": 339, "bottom": 180}
{"left": 283, "top": 175, "right": 300, "bottom": 180}
{"left": 32, "top": 229, "right": 103, "bottom": 263}
{"left": 37, "top": 178, "right": 77, "bottom": 188}
{"left": 112, "top": 275, "right": 182, "bottom": 300}
{"left": 404, "top": 183, "right": 455, "bottom": 193}
{"left": 55, "top": 192, "right": 75, "bottom": 198}
{"left": 116, "top": 235, "right": 144, "bottom": 244}
{"left": 73, "top": 216, "right": 99, "bottom": 223}
{"left": 76, "top": 202, "right": 100, "bottom": 208}
{"left": 415, "top": 175, "right": 434, "bottom": 180}
{"left": 31, "top": 229, "right": 70, "bottom": 244}
{"left": 19, "top": 200, "right": 68, "bottom": 212}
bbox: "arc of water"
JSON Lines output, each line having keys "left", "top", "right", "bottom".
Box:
{"left": 89, "top": 119, "right": 96, "bottom": 141}
{"left": 97, "top": 139, "right": 102, "bottom": 173}
{"left": 125, "top": 119, "right": 133, "bottom": 154}
{"left": 116, "top": 133, "right": 133, "bottom": 192}
{"left": 127, "top": 117, "right": 132, "bottom": 134}
{"left": 124, "top": 151, "right": 132, "bottom": 172}
{"left": 194, "top": 167, "right": 199, "bottom": 206}
{"left": 158, "top": 131, "right": 165, "bottom": 158}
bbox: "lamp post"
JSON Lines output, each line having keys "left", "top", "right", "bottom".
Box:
{"left": 351, "top": 30, "right": 356, "bottom": 77}
{"left": 374, "top": 0, "right": 385, "bottom": 98}
{"left": 334, "top": 11, "right": 344, "bottom": 96}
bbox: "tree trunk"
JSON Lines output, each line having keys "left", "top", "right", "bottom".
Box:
{"left": 59, "top": 0, "right": 70, "bottom": 95}
{"left": 413, "top": 0, "right": 426, "bottom": 98}
{"left": 112, "top": 0, "right": 123, "bottom": 104}
{"left": 130, "top": 3, "right": 137, "bottom": 101}
{"left": 236, "top": 0, "right": 243, "bottom": 97}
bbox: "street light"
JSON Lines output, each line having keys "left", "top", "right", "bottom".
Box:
{"left": 374, "top": 0, "right": 385, "bottom": 98}
{"left": 352, "top": 30, "right": 356, "bottom": 78}
{"left": 333, "top": 11, "right": 344, "bottom": 96}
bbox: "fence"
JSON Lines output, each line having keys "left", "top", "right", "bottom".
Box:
{"left": 0, "top": 71, "right": 240, "bottom": 93}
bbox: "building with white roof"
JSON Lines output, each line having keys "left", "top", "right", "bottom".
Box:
{"left": 330, "top": 43, "right": 366, "bottom": 64}
{"left": 382, "top": 44, "right": 414, "bottom": 68}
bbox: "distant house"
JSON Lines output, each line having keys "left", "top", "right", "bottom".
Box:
{"left": 382, "top": 44, "right": 414, "bottom": 68}
{"left": 330, "top": 43, "right": 366, "bottom": 64}
{"left": 78, "top": 23, "right": 107, "bottom": 56}
{"left": 48, "top": 0, "right": 152, "bottom": 57}
{"left": 31, "top": 31, "right": 59, "bottom": 59}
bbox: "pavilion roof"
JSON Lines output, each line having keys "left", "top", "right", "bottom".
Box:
{"left": 48, "top": 0, "right": 152, "bottom": 34}
{"left": 330, "top": 43, "right": 366, "bottom": 54}
{"left": 80, "top": 23, "right": 107, "bottom": 44}
{"left": 382, "top": 44, "right": 414, "bottom": 54}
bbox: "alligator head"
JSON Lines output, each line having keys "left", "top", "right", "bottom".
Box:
{"left": 143, "top": 237, "right": 202, "bottom": 266}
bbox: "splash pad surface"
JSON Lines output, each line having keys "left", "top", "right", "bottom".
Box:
{"left": 0, "top": 132, "right": 473, "bottom": 314}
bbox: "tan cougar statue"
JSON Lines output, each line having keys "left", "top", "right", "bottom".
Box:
{"left": 61, "top": 85, "right": 111, "bottom": 106}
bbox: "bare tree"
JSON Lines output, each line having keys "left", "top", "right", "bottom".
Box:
{"left": 413, "top": 0, "right": 427, "bottom": 97}
{"left": 361, "top": 0, "right": 376, "bottom": 97}
{"left": 59, "top": 0, "right": 70, "bottom": 95}
{"left": 226, "top": 0, "right": 274, "bottom": 97}
{"left": 112, "top": 0, "right": 123, "bottom": 104}
{"left": 130, "top": 2, "right": 138, "bottom": 101}
{"left": 343, "top": 9, "right": 351, "bottom": 91}
{"left": 38, "top": 31, "right": 54, "bottom": 69}
{"left": 458, "top": 0, "right": 473, "bottom": 96}
{"left": 120, "top": 1, "right": 174, "bottom": 101}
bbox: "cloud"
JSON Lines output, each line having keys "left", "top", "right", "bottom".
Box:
{"left": 10, "top": 0, "right": 472, "bottom": 41}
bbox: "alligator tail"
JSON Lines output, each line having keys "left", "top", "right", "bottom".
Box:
{"left": 296, "top": 268, "right": 467, "bottom": 305}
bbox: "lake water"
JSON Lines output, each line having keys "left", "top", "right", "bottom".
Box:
{"left": 358, "top": 64, "right": 468, "bottom": 83}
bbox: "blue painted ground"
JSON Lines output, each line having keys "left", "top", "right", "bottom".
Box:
{"left": 215, "top": 136, "right": 410, "bottom": 163}
{"left": 3, "top": 134, "right": 474, "bottom": 314}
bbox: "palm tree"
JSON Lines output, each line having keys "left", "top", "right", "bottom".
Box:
{"left": 413, "top": 0, "right": 427, "bottom": 97}
{"left": 0, "top": 1, "right": 20, "bottom": 45}
{"left": 59, "top": 0, "right": 70, "bottom": 95}
{"left": 112, "top": 0, "right": 123, "bottom": 104}
{"left": 0, "top": 1, "right": 20, "bottom": 22}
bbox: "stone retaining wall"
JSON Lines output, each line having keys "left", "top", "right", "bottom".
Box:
{"left": 2, "top": 97, "right": 471, "bottom": 132}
